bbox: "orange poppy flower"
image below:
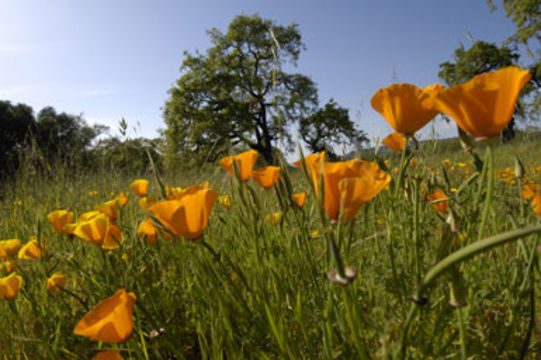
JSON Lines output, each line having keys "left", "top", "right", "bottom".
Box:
{"left": 102, "top": 224, "right": 124, "bottom": 250}
{"left": 74, "top": 288, "right": 136, "bottom": 343}
{"left": 0, "top": 239, "right": 20, "bottom": 260}
{"left": 371, "top": 83, "right": 444, "bottom": 135}
{"left": 167, "top": 183, "right": 209, "bottom": 200}
{"left": 292, "top": 192, "right": 306, "bottom": 208}
{"left": 18, "top": 237, "right": 46, "bottom": 259}
{"left": 296, "top": 155, "right": 390, "bottom": 221}
{"left": 137, "top": 218, "right": 159, "bottom": 245}
{"left": 220, "top": 150, "right": 259, "bottom": 182}
{"left": 428, "top": 189, "right": 448, "bottom": 213}
{"left": 149, "top": 188, "right": 218, "bottom": 240}
{"left": 337, "top": 162, "right": 391, "bottom": 221}
{"left": 98, "top": 199, "right": 119, "bottom": 222}
{"left": 433, "top": 66, "right": 531, "bottom": 138}
{"left": 138, "top": 196, "right": 157, "bottom": 210}
{"left": 117, "top": 192, "right": 129, "bottom": 208}
{"left": 522, "top": 184, "right": 540, "bottom": 200}
{"left": 1, "top": 260, "right": 17, "bottom": 275}
{"left": 47, "top": 210, "right": 74, "bottom": 234}
{"left": 48, "top": 272, "right": 67, "bottom": 294}
{"left": 252, "top": 166, "right": 281, "bottom": 189}
{"left": 0, "top": 272, "right": 23, "bottom": 300}
{"left": 73, "top": 213, "right": 110, "bottom": 246}
{"left": 382, "top": 132, "right": 406, "bottom": 152}
{"left": 130, "top": 179, "right": 149, "bottom": 197}
{"left": 531, "top": 192, "right": 541, "bottom": 217}
{"left": 92, "top": 350, "right": 124, "bottom": 360}
{"left": 294, "top": 151, "right": 326, "bottom": 194}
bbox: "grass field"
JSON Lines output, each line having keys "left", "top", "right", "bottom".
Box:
{"left": 2, "top": 132, "right": 541, "bottom": 359}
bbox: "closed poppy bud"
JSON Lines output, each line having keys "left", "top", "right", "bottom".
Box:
{"left": 292, "top": 192, "right": 306, "bottom": 208}
{"left": 0, "top": 239, "right": 20, "bottom": 260}
{"left": 48, "top": 272, "right": 67, "bottom": 294}
{"left": 382, "top": 132, "right": 406, "bottom": 152}
{"left": 0, "top": 272, "right": 23, "bottom": 300}
{"left": 150, "top": 188, "right": 218, "bottom": 240}
{"left": 252, "top": 166, "right": 281, "bottom": 189}
{"left": 74, "top": 288, "right": 136, "bottom": 343}
{"left": 137, "top": 218, "right": 158, "bottom": 245}
{"left": 428, "top": 189, "right": 448, "bottom": 214}
{"left": 218, "top": 195, "right": 233, "bottom": 210}
{"left": 47, "top": 210, "right": 74, "bottom": 234}
{"left": 1, "top": 260, "right": 17, "bottom": 275}
{"left": 371, "top": 83, "right": 444, "bottom": 135}
{"left": 92, "top": 350, "right": 124, "bottom": 360}
{"left": 117, "top": 192, "right": 129, "bottom": 208}
{"left": 433, "top": 66, "right": 531, "bottom": 138}
{"left": 220, "top": 150, "right": 259, "bottom": 182}
{"left": 130, "top": 179, "right": 149, "bottom": 197}
{"left": 18, "top": 237, "right": 46, "bottom": 260}
{"left": 265, "top": 212, "right": 281, "bottom": 224}
{"left": 73, "top": 213, "right": 109, "bottom": 246}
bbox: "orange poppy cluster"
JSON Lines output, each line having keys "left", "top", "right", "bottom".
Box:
{"left": 220, "top": 150, "right": 281, "bottom": 189}
{"left": 374, "top": 66, "right": 531, "bottom": 151}
{"left": 294, "top": 152, "right": 391, "bottom": 222}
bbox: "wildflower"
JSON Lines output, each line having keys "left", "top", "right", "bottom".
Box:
{"left": 522, "top": 184, "right": 539, "bottom": 200}
{"left": 137, "top": 218, "right": 159, "bottom": 245}
{"left": 117, "top": 192, "right": 129, "bottom": 208}
{"left": 220, "top": 150, "right": 258, "bottom": 182}
{"left": 0, "top": 273, "right": 23, "bottom": 300}
{"left": 338, "top": 162, "right": 392, "bottom": 221}
{"left": 47, "top": 272, "right": 67, "bottom": 294}
{"left": 166, "top": 185, "right": 184, "bottom": 198}
{"left": 371, "top": 83, "right": 444, "bottom": 135}
{"left": 102, "top": 224, "right": 124, "bottom": 250}
{"left": 18, "top": 237, "right": 46, "bottom": 259}
{"left": 442, "top": 159, "right": 452, "bottom": 167}
{"left": 74, "top": 288, "right": 136, "bottom": 343}
{"left": 47, "top": 210, "right": 75, "bottom": 234}
{"left": 130, "top": 179, "right": 149, "bottom": 197}
{"left": 92, "top": 350, "right": 124, "bottom": 360}
{"left": 0, "top": 260, "right": 17, "bottom": 274}
{"left": 292, "top": 192, "right": 306, "bottom": 208}
{"left": 433, "top": 66, "right": 531, "bottom": 138}
{"left": 73, "top": 213, "right": 110, "bottom": 246}
{"left": 265, "top": 212, "right": 281, "bottom": 224}
{"left": 89, "top": 191, "right": 98, "bottom": 198}
{"left": 408, "top": 159, "right": 418, "bottom": 167}
{"left": 310, "top": 230, "right": 320, "bottom": 238}
{"left": 252, "top": 166, "right": 281, "bottom": 189}
{"left": 149, "top": 187, "right": 218, "bottom": 240}
{"left": 295, "top": 154, "right": 390, "bottom": 222}
{"left": 13, "top": 200, "right": 22, "bottom": 207}
{"left": 428, "top": 189, "right": 448, "bottom": 213}
{"left": 382, "top": 132, "right": 406, "bottom": 152}
{"left": 218, "top": 195, "right": 233, "bottom": 210}
{"left": 97, "top": 198, "right": 119, "bottom": 222}
{"left": 0, "top": 239, "right": 20, "bottom": 260}
{"left": 138, "top": 196, "right": 157, "bottom": 210}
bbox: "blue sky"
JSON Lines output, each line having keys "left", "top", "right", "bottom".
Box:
{"left": 0, "top": 0, "right": 524, "bottom": 150}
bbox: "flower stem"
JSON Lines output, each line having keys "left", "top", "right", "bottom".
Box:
{"left": 478, "top": 143, "right": 494, "bottom": 240}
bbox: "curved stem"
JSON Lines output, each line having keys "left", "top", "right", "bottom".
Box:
{"left": 478, "top": 143, "right": 494, "bottom": 240}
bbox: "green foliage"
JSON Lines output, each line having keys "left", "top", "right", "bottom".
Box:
{"left": 163, "top": 14, "right": 319, "bottom": 166}
{"left": 0, "top": 101, "right": 35, "bottom": 173}
{"left": 91, "top": 137, "right": 162, "bottom": 174}
{"left": 299, "top": 98, "right": 368, "bottom": 159}
{"left": 438, "top": 41, "right": 518, "bottom": 86}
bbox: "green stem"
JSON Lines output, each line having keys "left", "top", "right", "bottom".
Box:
{"left": 417, "top": 225, "right": 541, "bottom": 298}
{"left": 394, "top": 136, "right": 410, "bottom": 197}
{"left": 457, "top": 307, "right": 467, "bottom": 360}
{"left": 399, "top": 303, "right": 418, "bottom": 359}
{"left": 478, "top": 143, "right": 494, "bottom": 240}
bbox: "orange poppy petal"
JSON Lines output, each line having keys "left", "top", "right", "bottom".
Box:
{"left": 252, "top": 166, "right": 281, "bottom": 189}
{"left": 382, "top": 132, "right": 406, "bottom": 152}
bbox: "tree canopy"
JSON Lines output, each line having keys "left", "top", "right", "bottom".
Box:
{"left": 163, "top": 14, "right": 363, "bottom": 166}
{"left": 299, "top": 99, "right": 367, "bottom": 159}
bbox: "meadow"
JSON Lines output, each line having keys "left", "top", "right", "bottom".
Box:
{"left": 1, "top": 127, "right": 541, "bottom": 359}
{"left": 2, "top": 66, "right": 541, "bottom": 359}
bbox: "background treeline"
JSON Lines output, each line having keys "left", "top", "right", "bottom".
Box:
{"left": 0, "top": 100, "right": 161, "bottom": 178}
